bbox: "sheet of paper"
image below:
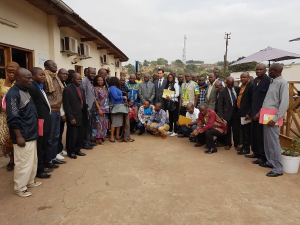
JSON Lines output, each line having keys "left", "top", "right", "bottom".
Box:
{"left": 162, "top": 89, "right": 175, "bottom": 98}
{"left": 241, "top": 117, "right": 251, "bottom": 125}
{"left": 178, "top": 115, "right": 192, "bottom": 125}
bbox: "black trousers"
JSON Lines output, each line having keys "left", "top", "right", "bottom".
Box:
{"left": 241, "top": 122, "right": 251, "bottom": 150}
{"left": 130, "top": 118, "right": 137, "bottom": 132}
{"left": 225, "top": 114, "right": 241, "bottom": 147}
{"left": 57, "top": 120, "right": 65, "bottom": 154}
{"left": 37, "top": 132, "right": 49, "bottom": 174}
{"left": 168, "top": 102, "right": 179, "bottom": 133}
{"left": 66, "top": 122, "right": 84, "bottom": 155}
{"left": 251, "top": 120, "right": 266, "bottom": 160}
{"left": 83, "top": 104, "right": 95, "bottom": 146}
{"left": 196, "top": 129, "right": 224, "bottom": 148}
{"left": 180, "top": 106, "right": 186, "bottom": 116}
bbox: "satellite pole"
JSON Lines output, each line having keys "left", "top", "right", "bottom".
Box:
{"left": 223, "top": 32, "right": 231, "bottom": 79}
{"left": 182, "top": 35, "right": 187, "bottom": 65}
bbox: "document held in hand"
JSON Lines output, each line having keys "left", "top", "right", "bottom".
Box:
{"left": 162, "top": 89, "right": 175, "bottom": 98}
{"left": 178, "top": 115, "right": 192, "bottom": 125}
{"left": 38, "top": 119, "right": 44, "bottom": 136}
{"left": 259, "top": 108, "right": 283, "bottom": 126}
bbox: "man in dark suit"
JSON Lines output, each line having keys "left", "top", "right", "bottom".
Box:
{"left": 214, "top": 80, "right": 223, "bottom": 114}
{"left": 28, "top": 67, "right": 53, "bottom": 179}
{"left": 139, "top": 73, "right": 155, "bottom": 104}
{"left": 218, "top": 76, "right": 241, "bottom": 150}
{"left": 245, "top": 63, "right": 270, "bottom": 164}
{"left": 154, "top": 69, "right": 167, "bottom": 109}
{"left": 63, "top": 73, "right": 87, "bottom": 159}
{"left": 237, "top": 72, "right": 253, "bottom": 155}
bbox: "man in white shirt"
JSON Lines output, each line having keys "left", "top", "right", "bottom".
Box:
{"left": 177, "top": 103, "right": 199, "bottom": 138}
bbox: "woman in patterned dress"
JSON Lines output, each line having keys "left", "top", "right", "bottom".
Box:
{"left": 0, "top": 62, "right": 19, "bottom": 171}
{"left": 92, "top": 75, "right": 109, "bottom": 145}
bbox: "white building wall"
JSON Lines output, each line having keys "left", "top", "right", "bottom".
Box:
{"left": 0, "top": 0, "right": 50, "bottom": 68}
{"left": 0, "top": 0, "right": 122, "bottom": 76}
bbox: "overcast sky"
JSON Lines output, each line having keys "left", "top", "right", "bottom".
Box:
{"left": 64, "top": 0, "right": 300, "bottom": 65}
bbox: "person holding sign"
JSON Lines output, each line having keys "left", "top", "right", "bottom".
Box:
{"left": 261, "top": 63, "right": 289, "bottom": 177}
{"left": 177, "top": 103, "right": 199, "bottom": 138}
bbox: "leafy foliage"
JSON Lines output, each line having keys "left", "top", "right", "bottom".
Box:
{"left": 184, "top": 64, "right": 199, "bottom": 74}
{"left": 124, "top": 63, "right": 135, "bottom": 74}
{"left": 157, "top": 58, "right": 168, "bottom": 66}
{"left": 282, "top": 137, "right": 300, "bottom": 157}
{"left": 173, "top": 59, "right": 185, "bottom": 68}
{"left": 143, "top": 60, "right": 150, "bottom": 66}
{"left": 186, "top": 60, "right": 204, "bottom": 64}
{"left": 229, "top": 57, "right": 257, "bottom": 72}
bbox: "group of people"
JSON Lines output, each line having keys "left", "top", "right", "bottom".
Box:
{"left": 0, "top": 61, "right": 289, "bottom": 197}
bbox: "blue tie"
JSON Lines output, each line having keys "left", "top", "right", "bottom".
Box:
{"left": 230, "top": 89, "right": 236, "bottom": 107}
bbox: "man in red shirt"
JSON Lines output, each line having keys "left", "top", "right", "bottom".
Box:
{"left": 191, "top": 104, "right": 227, "bottom": 154}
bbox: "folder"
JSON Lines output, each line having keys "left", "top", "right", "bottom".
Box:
{"left": 259, "top": 108, "right": 283, "bottom": 126}
{"left": 162, "top": 89, "right": 175, "bottom": 98}
{"left": 178, "top": 115, "right": 192, "bottom": 125}
{"left": 38, "top": 119, "right": 44, "bottom": 136}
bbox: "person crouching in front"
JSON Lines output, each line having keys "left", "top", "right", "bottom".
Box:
{"left": 190, "top": 104, "right": 227, "bottom": 154}
{"left": 146, "top": 102, "right": 169, "bottom": 139}
{"left": 62, "top": 73, "right": 87, "bottom": 159}
{"left": 128, "top": 99, "right": 138, "bottom": 134}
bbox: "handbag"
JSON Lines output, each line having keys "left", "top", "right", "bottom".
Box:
{"left": 110, "top": 103, "right": 128, "bottom": 114}
{"left": 166, "top": 99, "right": 177, "bottom": 112}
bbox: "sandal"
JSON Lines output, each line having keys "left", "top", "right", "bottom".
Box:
{"left": 96, "top": 139, "right": 103, "bottom": 145}
{"left": 6, "top": 162, "right": 14, "bottom": 171}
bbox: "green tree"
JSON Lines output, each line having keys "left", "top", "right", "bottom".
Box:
{"left": 157, "top": 58, "right": 168, "bottom": 66}
{"left": 150, "top": 61, "right": 157, "bottom": 67}
{"left": 186, "top": 60, "right": 204, "bottom": 64}
{"left": 229, "top": 57, "right": 257, "bottom": 72}
{"left": 173, "top": 59, "right": 185, "bottom": 68}
{"left": 184, "top": 64, "right": 199, "bottom": 74}
{"left": 143, "top": 60, "right": 150, "bottom": 66}
{"left": 124, "top": 63, "right": 135, "bottom": 74}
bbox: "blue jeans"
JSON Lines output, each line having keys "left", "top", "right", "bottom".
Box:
{"left": 45, "top": 111, "right": 61, "bottom": 163}
{"left": 180, "top": 124, "right": 197, "bottom": 136}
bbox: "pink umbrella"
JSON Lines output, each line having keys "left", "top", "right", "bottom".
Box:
{"left": 230, "top": 46, "right": 300, "bottom": 66}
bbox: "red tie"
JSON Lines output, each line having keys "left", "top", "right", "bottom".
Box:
{"left": 77, "top": 89, "right": 83, "bottom": 107}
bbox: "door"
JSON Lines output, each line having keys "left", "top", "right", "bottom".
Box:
{"left": 75, "top": 65, "right": 82, "bottom": 75}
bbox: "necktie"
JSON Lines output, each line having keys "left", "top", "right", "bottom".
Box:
{"left": 230, "top": 89, "right": 236, "bottom": 107}
{"left": 158, "top": 79, "right": 162, "bottom": 88}
{"left": 146, "top": 82, "right": 148, "bottom": 89}
{"left": 77, "top": 88, "right": 83, "bottom": 107}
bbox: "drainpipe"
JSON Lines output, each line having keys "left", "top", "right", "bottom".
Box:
{"left": 51, "top": 0, "right": 74, "bottom": 14}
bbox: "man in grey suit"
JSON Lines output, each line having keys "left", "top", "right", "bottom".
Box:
{"left": 154, "top": 69, "right": 167, "bottom": 109}
{"left": 139, "top": 73, "right": 155, "bottom": 104}
{"left": 206, "top": 73, "right": 217, "bottom": 110}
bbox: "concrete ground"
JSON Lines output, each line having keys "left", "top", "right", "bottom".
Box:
{"left": 0, "top": 134, "right": 300, "bottom": 225}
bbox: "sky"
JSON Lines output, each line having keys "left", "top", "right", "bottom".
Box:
{"left": 64, "top": 0, "right": 300, "bottom": 65}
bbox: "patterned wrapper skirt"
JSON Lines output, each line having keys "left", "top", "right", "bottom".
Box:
{"left": 0, "top": 111, "right": 13, "bottom": 157}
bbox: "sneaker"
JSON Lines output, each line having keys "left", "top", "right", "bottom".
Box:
{"left": 61, "top": 150, "right": 68, "bottom": 156}
{"left": 27, "top": 181, "right": 42, "bottom": 188}
{"left": 15, "top": 189, "right": 32, "bottom": 197}
{"left": 56, "top": 154, "right": 64, "bottom": 160}
{"left": 170, "top": 133, "right": 178, "bottom": 137}
{"left": 167, "top": 131, "right": 172, "bottom": 135}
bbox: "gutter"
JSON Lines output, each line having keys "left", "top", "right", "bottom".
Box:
{"left": 51, "top": 0, "right": 74, "bottom": 14}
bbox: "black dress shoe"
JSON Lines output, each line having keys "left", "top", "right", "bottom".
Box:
{"left": 52, "top": 159, "right": 67, "bottom": 164}
{"left": 68, "top": 154, "right": 77, "bottom": 159}
{"left": 36, "top": 173, "right": 51, "bottom": 178}
{"left": 266, "top": 171, "right": 283, "bottom": 177}
{"left": 75, "top": 151, "right": 86, "bottom": 156}
{"left": 44, "top": 163, "right": 59, "bottom": 169}
{"left": 82, "top": 145, "right": 93, "bottom": 150}
{"left": 204, "top": 148, "right": 217, "bottom": 154}
{"left": 237, "top": 148, "right": 250, "bottom": 155}
{"left": 204, "top": 145, "right": 209, "bottom": 149}
{"left": 90, "top": 142, "right": 97, "bottom": 147}
{"left": 245, "top": 153, "right": 258, "bottom": 158}
{"left": 253, "top": 159, "right": 266, "bottom": 164}
{"left": 44, "top": 168, "right": 54, "bottom": 173}
{"left": 259, "top": 163, "right": 273, "bottom": 168}
{"left": 194, "top": 143, "right": 204, "bottom": 147}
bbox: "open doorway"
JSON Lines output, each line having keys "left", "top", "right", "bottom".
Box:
{"left": 12, "top": 48, "right": 27, "bottom": 68}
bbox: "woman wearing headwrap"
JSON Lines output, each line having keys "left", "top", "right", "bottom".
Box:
{"left": 0, "top": 62, "right": 19, "bottom": 171}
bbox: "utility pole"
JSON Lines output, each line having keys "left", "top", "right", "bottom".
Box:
{"left": 223, "top": 32, "right": 231, "bottom": 79}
